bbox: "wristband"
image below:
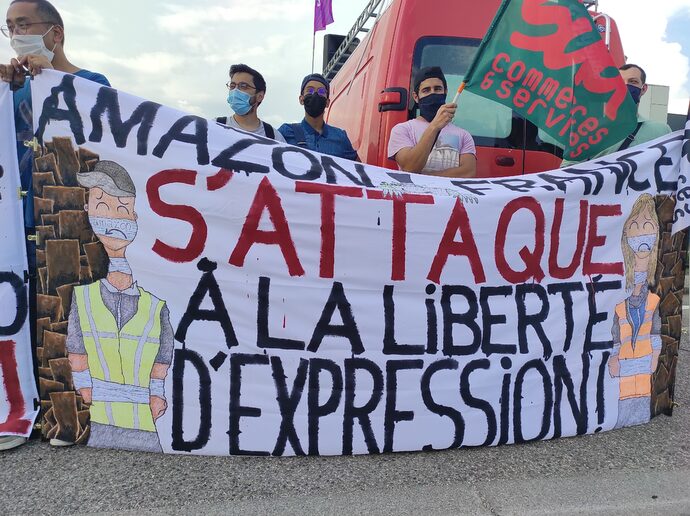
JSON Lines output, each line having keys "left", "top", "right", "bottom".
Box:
{"left": 149, "top": 378, "right": 165, "bottom": 399}
{"left": 72, "top": 369, "right": 93, "bottom": 391}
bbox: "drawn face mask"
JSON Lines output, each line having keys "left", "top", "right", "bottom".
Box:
{"left": 10, "top": 26, "right": 56, "bottom": 61}
{"left": 89, "top": 216, "right": 138, "bottom": 242}
{"left": 627, "top": 234, "right": 656, "bottom": 253}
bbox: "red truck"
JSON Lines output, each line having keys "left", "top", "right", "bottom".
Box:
{"left": 323, "top": 0, "right": 626, "bottom": 177}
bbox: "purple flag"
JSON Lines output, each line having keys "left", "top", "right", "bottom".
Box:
{"left": 314, "top": 0, "right": 334, "bottom": 32}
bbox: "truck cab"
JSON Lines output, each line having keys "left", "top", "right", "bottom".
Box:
{"left": 324, "top": 0, "right": 626, "bottom": 177}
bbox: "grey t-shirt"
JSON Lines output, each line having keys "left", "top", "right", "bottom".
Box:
{"left": 224, "top": 115, "right": 286, "bottom": 143}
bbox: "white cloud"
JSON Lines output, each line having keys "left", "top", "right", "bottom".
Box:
{"left": 69, "top": 50, "right": 182, "bottom": 75}
{"left": 156, "top": 1, "right": 310, "bottom": 32}
{"left": 602, "top": 0, "right": 690, "bottom": 113}
{"left": 60, "top": 6, "right": 109, "bottom": 35}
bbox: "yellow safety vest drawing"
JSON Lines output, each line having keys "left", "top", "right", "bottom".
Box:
{"left": 614, "top": 293, "right": 659, "bottom": 400}
{"left": 75, "top": 282, "right": 164, "bottom": 432}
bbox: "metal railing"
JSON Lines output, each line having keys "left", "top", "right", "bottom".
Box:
{"left": 323, "top": 0, "right": 387, "bottom": 81}
{"left": 592, "top": 13, "right": 612, "bottom": 48}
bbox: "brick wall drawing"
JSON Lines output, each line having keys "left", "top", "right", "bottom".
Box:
{"left": 34, "top": 137, "right": 107, "bottom": 443}
{"left": 652, "top": 196, "right": 688, "bottom": 416}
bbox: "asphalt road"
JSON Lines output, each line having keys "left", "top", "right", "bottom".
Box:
{"left": 2, "top": 324, "right": 689, "bottom": 515}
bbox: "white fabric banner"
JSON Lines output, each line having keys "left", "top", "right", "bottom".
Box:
{"left": 0, "top": 83, "right": 38, "bottom": 438}
{"left": 30, "top": 71, "right": 689, "bottom": 455}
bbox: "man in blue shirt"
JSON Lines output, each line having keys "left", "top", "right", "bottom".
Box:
{"left": 0, "top": 0, "right": 110, "bottom": 452}
{"left": 279, "top": 73, "right": 358, "bottom": 161}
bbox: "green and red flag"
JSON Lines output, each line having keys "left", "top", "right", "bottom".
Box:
{"left": 460, "top": 0, "right": 637, "bottom": 163}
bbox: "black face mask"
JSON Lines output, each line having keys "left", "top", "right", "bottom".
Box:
{"left": 627, "top": 84, "right": 642, "bottom": 105}
{"left": 418, "top": 93, "right": 446, "bottom": 122}
{"left": 303, "top": 94, "right": 328, "bottom": 117}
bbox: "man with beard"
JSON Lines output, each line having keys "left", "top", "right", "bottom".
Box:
{"left": 388, "top": 66, "right": 476, "bottom": 178}
{"left": 218, "top": 63, "right": 285, "bottom": 142}
{"left": 279, "top": 73, "right": 358, "bottom": 160}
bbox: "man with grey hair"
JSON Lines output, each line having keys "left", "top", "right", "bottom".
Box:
{"left": 64, "top": 160, "right": 173, "bottom": 453}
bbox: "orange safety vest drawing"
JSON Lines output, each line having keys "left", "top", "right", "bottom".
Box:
{"left": 613, "top": 293, "right": 660, "bottom": 400}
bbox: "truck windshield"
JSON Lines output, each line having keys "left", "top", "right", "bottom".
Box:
{"left": 412, "top": 36, "right": 513, "bottom": 142}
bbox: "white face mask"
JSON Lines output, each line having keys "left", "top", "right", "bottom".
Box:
{"left": 10, "top": 26, "right": 56, "bottom": 61}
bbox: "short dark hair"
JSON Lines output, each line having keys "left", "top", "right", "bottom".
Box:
{"left": 10, "top": 0, "right": 63, "bottom": 27}
{"left": 619, "top": 63, "right": 646, "bottom": 85}
{"left": 229, "top": 64, "right": 266, "bottom": 93}
{"left": 414, "top": 66, "right": 447, "bottom": 94}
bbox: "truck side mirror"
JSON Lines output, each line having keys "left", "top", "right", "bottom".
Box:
{"left": 378, "top": 88, "right": 408, "bottom": 112}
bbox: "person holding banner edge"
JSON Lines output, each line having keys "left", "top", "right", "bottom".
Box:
{"left": 561, "top": 64, "right": 671, "bottom": 166}
{"left": 387, "top": 66, "right": 477, "bottom": 178}
{"left": 0, "top": 0, "right": 110, "bottom": 230}
{"left": 0, "top": 0, "right": 110, "bottom": 452}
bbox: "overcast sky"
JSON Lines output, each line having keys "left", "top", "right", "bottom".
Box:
{"left": 1, "top": 0, "right": 688, "bottom": 127}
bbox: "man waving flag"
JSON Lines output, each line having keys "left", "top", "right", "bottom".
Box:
{"left": 458, "top": 0, "right": 638, "bottom": 163}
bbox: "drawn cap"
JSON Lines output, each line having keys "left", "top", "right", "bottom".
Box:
{"left": 76, "top": 160, "right": 136, "bottom": 197}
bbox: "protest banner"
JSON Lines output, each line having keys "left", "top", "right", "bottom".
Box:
{"left": 27, "top": 70, "right": 688, "bottom": 456}
{"left": 0, "top": 83, "right": 39, "bottom": 439}
{"left": 460, "top": 0, "right": 638, "bottom": 163}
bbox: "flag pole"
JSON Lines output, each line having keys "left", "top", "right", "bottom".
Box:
{"left": 311, "top": 32, "right": 316, "bottom": 73}
{"left": 452, "top": 0, "right": 512, "bottom": 105}
{"left": 451, "top": 82, "right": 466, "bottom": 105}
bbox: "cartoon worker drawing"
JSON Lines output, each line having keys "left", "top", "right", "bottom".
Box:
{"left": 65, "top": 160, "right": 173, "bottom": 453}
{"left": 609, "top": 193, "right": 662, "bottom": 429}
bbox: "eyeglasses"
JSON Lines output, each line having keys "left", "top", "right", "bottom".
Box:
{"left": 226, "top": 81, "right": 257, "bottom": 93}
{"left": 304, "top": 86, "right": 328, "bottom": 97}
{"left": 1, "top": 22, "right": 56, "bottom": 38}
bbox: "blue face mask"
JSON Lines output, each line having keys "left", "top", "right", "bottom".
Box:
{"left": 227, "top": 89, "right": 253, "bottom": 116}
